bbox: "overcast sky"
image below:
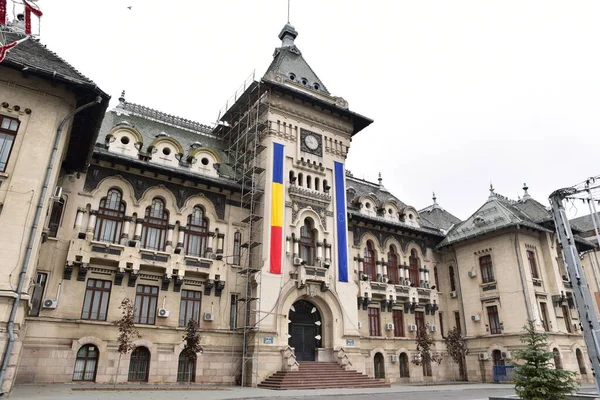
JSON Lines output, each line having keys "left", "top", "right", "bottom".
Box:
{"left": 16, "top": 0, "right": 600, "bottom": 220}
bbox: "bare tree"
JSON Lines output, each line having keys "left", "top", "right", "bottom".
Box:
{"left": 182, "top": 318, "right": 203, "bottom": 384}
{"left": 444, "top": 327, "right": 468, "bottom": 381}
{"left": 113, "top": 298, "right": 141, "bottom": 387}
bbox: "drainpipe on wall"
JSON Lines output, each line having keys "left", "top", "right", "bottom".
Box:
{"left": 514, "top": 229, "right": 533, "bottom": 321}
{"left": 0, "top": 96, "right": 102, "bottom": 395}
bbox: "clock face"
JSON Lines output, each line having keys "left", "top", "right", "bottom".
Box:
{"left": 305, "top": 135, "right": 319, "bottom": 150}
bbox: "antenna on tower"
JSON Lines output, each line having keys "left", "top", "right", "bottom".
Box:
{"left": 287, "top": 0, "right": 290, "bottom": 23}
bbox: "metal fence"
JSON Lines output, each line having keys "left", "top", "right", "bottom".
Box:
{"left": 493, "top": 365, "right": 515, "bottom": 383}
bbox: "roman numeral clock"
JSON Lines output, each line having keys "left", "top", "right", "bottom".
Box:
{"left": 300, "top": 129, "right": 323, "bottom": 156}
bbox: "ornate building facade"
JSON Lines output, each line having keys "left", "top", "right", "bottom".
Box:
{"left": 0, "top": 22, "right": 596, "bottom": 392}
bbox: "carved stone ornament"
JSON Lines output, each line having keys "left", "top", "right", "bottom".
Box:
{"left": 292, "top": 201, "right": 327, "bottom": 230}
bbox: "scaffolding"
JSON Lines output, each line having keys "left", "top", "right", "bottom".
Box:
{"left": 214, "top": 72, "right": 269, "bottom": 387}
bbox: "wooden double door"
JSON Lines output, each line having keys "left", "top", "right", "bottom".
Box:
{"left": 288, "top": 300, "right": 322, "bottom": 361}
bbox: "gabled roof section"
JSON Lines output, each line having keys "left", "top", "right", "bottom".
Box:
{"left": 438, "top": 187, "right": 552, "bottom": 248}
{"left": 571, "top": 212, "right": 600, "bottom": 235}
{"left": 264, "top": 23, "right": 329, "bottom": 95}
{"left": 345, "top": 173, "right": 407, "bottom": 210}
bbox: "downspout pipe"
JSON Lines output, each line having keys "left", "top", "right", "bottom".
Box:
{"left": 0, "top": 96, "right": 102, "bottom": 395}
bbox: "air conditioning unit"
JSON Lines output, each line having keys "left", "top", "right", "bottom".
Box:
{"left": 42, "top": 299, "right": 57, "bottom": 309}
{"left": 52, "top": 186, "right": 63, "bottom": 199}
{"left": 478, "top": 353, "right": 489, "bottom": 361}
{"left": 385, "top": 323, "right": 394, "bottom": 331}
{"left": 158, "top": 308, "right": 170, "bottom": 318}
{"left": 450, "top": 291, "right": 457, "bottom": 298}
{"left": 390, "top": 354, "right": 398, "bottom": 363}
{"left": 501, "top": 351, "right": 511, "bottom": 360}
{"left": 408, "top": 324, "right": 417, "bottom": 332}
{"left": 424, "top": 282, "right": 430, "bottom": 289}
{"left": 472, "top": 314, "right": 481, "bottom": 322}
{"left": 573, "top": 323, "right": 580, "bottom": 331}
{"left": 357, "top": 322, "right": 363, "bottom": 329}
{"left": 293, "top": 257, "right": 303, "bottom": 266}
{"left": 203, "top": 312, "right": 215, "bottom": 321}
{"left": 429, "top": 325, "right": 437, "bottom": 332}
{"left": 468, "top": 270, "right": 477, "bottom": 278}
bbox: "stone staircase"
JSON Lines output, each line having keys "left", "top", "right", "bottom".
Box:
{"left": 257, "top": 361, "right": 390, "bottom": 390}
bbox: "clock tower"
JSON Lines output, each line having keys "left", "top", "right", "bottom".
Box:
{"left": 218, "top": 22, "right": 372, "bottom": 385}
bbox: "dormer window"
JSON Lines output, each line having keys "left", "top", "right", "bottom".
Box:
{"left": 313, "top": 83, "right": 320, "bottom": 90}
{"left": 301, "top": 78, "right": 308, "bottom": 86}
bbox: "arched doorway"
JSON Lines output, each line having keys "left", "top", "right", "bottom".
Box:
{"left": 399, "top": 353, "right": 410, "bottom": 378}
{"left": 553, "top": 348, "right": 563, "bottom": 370}
{"left": 128, "top": 346, "right": 150, "bottom": 382}
{"left": 288, "top": 300, "right": 322, "bottom": 361}
{"left": 374, "top": 352, "right": 385, "bottom": 379}
{"left": 73, "top": 344, "right": 99, "bottom": 381}
{"left": 492, "top": 350, "right": 505, "bottom": 366}
{"left": 576, "top": 349, "right": 587, "bottom": 375}
{"left": 177, "top": 350, "right": 196, "bottom": 382}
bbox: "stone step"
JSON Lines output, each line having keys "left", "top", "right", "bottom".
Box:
{"left": 258, "top": 362, "right": 390, "bottom": 390}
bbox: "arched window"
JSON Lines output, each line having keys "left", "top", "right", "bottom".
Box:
{"left": 409, "top": 249, "right": 420, "bottom": 287}
{"left": 298, "top": 173, "right": 304, "bottom": 187}
{"left": 94, "top": 188, "right": 126, "bottom": 243}
{"left": 387, "top": 246, "right": 399, "bottom": 284}
{"left": 315, "top": 177, "right": 320, "bottom": 191}
{"left": 492, "top": 350, "right": 504, "bottom": 366}
{"left": 128, "top": 346, "right": 151, "bottom": 382}
{"left": 72, "top": 344, "right": 98, "bottom": 381}
{"left": 553, "top": 348, "right": 562, "bottom": 370}
{"left": 185, "top": 206, "right": 209, "bottom": 257}
{"left": 364, "top": 241, "right": 376, "bottom": 281}
{"left": 374, "top": 352, "right": 385, "bottom": 379}
{"left": 300, "top": 218, "right": 316, "bottom": 265}
{"left": 576, "top": 349, "right": 587, "bottom": 374}
{"left": 399, "top": 353, "right": 410, "bottom": 378}
{"left": 289, "top": 170, "right": 296, "bottom": 184}
{"left": 323, "top": 179, "right": 329, "bottom": 193}
{"left": 434, "top": 266, "right": 440, "bottom": 290}
{"left": 233, "top": 231, "right": 242, "bottom": 265}
{"left": 449, "top": 266, "right": 456, "bottom": 292}
{"left": 142, "top": 198, "right": 169, "bottom": 251}
{"left": 177, "top": 350, "right": 197, "bottom": 382}
{"left": 306, "top": 175, "right": 312, "bottom": 189}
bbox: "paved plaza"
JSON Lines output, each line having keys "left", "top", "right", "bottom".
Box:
{"left": 11, "top": 382, "right": 597, "bottom": 400}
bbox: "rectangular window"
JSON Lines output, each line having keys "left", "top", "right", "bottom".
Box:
{"left": 479, "top": 255, "right": 495, "bottom": 283}
{"left": 392, "top": 310, "right": 404, "bottom": 337}
{"left": 563, "top": 305, "right": 573, "bottom": 333}
{"left": 230, "top": 294, "right": 238, "bottom": 330}
{"left": 454, "top": 311, "right": 461, "bottom": 334}
{"left": 0, "top": 115, "right": 19, "bottom": 172}
{"left": 178, "top": 289, "right": 202, "bottom": 327}
{"left": 368, "top": 307, "right": 381, "bottom": 336}
{"left": 233, "top": 232, "right": 241, "bottom": 266}
{"left": 527, "top": 250, "right": 539, "bottom": 279}
{"left": 415, "top": 311, "right": 425, "bottom": 333}
{"left": 487, "top": 305, "right": 501, "bottom": 334}
{"left": 48, "top": 198, "right": 65, "bottom": 238}
{"left": 438, "top": 312, "right": 445, "bottom": 337}
{"left": 30, "top": 272, "right": 48, "bottom": 317}
{"left": 81, "top": 279, "right": 112, "bottom": 321}
{"left": 134, "top": 285, "right": 159, "bottom": 325}
{"left": 539, "top": 302, "right": 550, "bottom": 332}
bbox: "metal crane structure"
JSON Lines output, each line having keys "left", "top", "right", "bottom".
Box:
{"left": 549, "top": 176, "right": 600, "bottom": 394}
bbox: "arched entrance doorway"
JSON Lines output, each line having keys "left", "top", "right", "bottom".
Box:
{"left": 288, "top": 300, "right": 322, "bottom": 361}
{"left": 374, "top": 352, "right": 385, "bottom": 379}
{"left": 128, "top": 346, "right": 150, "bottom": 382}
{"left": 492, "top": 350, "right": 505, "bottom": 366}
{"left": 177, "top": 350, "right": 196, "bottom": 382}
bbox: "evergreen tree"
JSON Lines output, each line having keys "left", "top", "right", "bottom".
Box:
{"left": 113, "top": 298, "right": 141, "bottom": 387}
{"left": 444, "top": 327, "right": 468, "bottom": 381}
{"left": 513, "top": 320, "right": 577, "bottom": 400}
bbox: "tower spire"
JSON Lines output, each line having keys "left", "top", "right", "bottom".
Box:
{"left": 522, "top": 183, "right": 531, "bottom": 200}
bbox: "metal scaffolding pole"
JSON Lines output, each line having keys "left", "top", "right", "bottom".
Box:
{"left": 550, "top": 188, "right": 600, "bottom": 394}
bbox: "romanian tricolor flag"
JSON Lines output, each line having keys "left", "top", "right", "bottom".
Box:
{"left": 270, "top": 143, "right": 285, "bottom": 274}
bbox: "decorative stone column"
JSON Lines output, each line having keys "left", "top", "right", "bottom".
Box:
{"left": 357, "top": 256, "right": 364, "bottom": 275}
{"left": 75, "top": 207, "right": 86, "bottom": 231}
{"left": 376, "top": 260, "right": 383, "bottom": 280}
{"left": 382, "top": 259, "right": 388, "bottom": 281}
{"left": 286, "top": 237, "right": 291, "bottom": 255}
{"left": 316, "top": 242, "right": 323, "bottom": 261}
{"left": 293, "top": 237, "right": 299, "bottom": 257}
{"left": 419, "top": 268, "right": 425, "bottom": 284}
{"left": 424, "top": 269, "right": 430, "bottom": 284}
{"left": 121, "top": 216, "right": 132, "bottom": 240}
{"left": 206, "top": 232, "right": 215, "bottom": 254}
{"left": 134, "top": 218, "right": 144, "bottom": 241}
{"left": 217, "top": 233, "right": 225, "bottom": 255}
{"left": 86, "top": 210, "right": 97, "bottom": 235}
{"left": 166, "top": 224, "right": 175, "bottom": 247}
{"left": 325, "top": 243, "right": 332, "bottom": 262}
{"left": 177, "top": 226, "right": 186, "bottom": 248}
{"left": 398, "top": 266, "right": 404, "bottom": 282}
